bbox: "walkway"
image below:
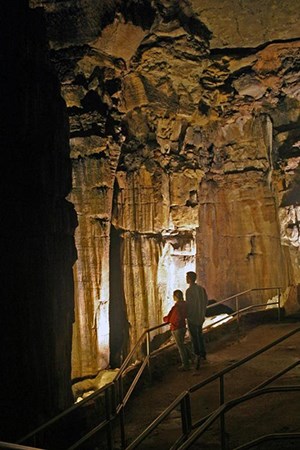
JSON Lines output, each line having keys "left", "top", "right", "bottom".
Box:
{"left": 114, "top": 319, "right": 300, "bottom": 449}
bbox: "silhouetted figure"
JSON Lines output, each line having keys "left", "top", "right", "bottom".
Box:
{"left": 186, "top": 271, "right": 208, "bottom": 370}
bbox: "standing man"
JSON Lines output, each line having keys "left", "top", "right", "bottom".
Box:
{"left": 186, "top": 271, "right": 208, "bottom": 370}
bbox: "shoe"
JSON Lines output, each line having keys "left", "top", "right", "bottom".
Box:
{"left": 189, "top": 353, "right": 196, "bottom": 363}
{"left": 178, "top": 365, "right": 191, "bottom": 372}
{"left": 195, "top": 356, "right": 201, "bottom": 370}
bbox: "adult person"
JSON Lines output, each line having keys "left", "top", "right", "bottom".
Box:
{"left": 163, "top": 290, "right": 190, "bottom": 371}
{"left": 185, "top": 271, "right": 208, "bottom": 370}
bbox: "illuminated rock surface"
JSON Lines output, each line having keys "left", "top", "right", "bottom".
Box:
{"left": 28, "top": 0, "right": 300, "bottom": 380}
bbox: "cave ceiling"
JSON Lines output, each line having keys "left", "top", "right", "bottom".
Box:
{"left": 30, "top": 0, "right": 300, "bottom": 170}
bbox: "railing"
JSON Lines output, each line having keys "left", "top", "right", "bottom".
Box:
{"left": 233, "top": 432, "right": 300, "bottom": 450}
{"left": 114, "top": 322, "right": 170, "bottom": 448}
{"left": 125, "top": 325, "right": 300, "bottom": 450}
{"left": 204, "top": 286, "right": 282, "bottom": 329}
{"left": 18, "top": 380, "right": 116, "bottom": 449}
{"left": 177, "top": 386, "right": 300, "bottom": 450}
{"left": 0, "top": 443, "right": 44, "bottom": 450}
{"left": 18, "top": 286, "right": 282, "bottom": 449}
{"left": 18, "top": 323, "right": 170, "bottom": 450}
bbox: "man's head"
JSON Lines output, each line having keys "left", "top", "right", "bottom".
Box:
{"left": 186, "top": 271, "right": 197, "bottom": 285}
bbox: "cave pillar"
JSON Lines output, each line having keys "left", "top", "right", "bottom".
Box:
{"left": 69, "top": 156, "right": 114, "bottom": 378}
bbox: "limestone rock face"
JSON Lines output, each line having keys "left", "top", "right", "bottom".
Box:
{"left": 1, "top": 3, "right": 77, "bottom": 440}
{"left": 192, "top": 0, "right": 300, "bottom": 49}
{"left": 198, "top": 173, "right": 288, "bottom": 304}
{"left": 31, "top": 0, "right": 300, "bottom": 378}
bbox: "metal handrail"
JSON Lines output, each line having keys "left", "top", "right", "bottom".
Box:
{"left": 205, "top": 286, "right": 282, "bottom": 325}
{"left": 18, "top": 286, "right": 283, "bottom": 449}
{"left": 213, "top": 286, "right": 280, "bottom": 304}
{"left": 189, "top": 325, "right": 299, "bottom": 395}
{"left": 0, "top": 443, "right": 44, "bottom": 450}
{"left": 115, "top": 322, "right": 168, "bottom": 382}
{"left": 177, "top": 386, "right": 300, "bottom": 450}
{"left": 234, "top": 432, "right": 300, "bottom": 450}
{"left": 18, "top": 381, "right": 115, "bottom": 445}
{"left": 113, "top": 322, "right": 169, "bottom": 448}
{"left": 125, "top": 326, "right": 300, "bottom": 450}
{"left": 18, "top": 323, "right": 169, "bottom": 449}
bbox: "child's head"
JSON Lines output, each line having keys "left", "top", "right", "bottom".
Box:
{"left": 173, "top": 289, "right": 184, "bottom": 302}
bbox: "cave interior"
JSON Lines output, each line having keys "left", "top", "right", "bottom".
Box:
{"left": 1, "top": 0, "right": 300, "bottom": 443}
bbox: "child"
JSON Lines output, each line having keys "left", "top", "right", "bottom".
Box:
{"left": 163, "top": 290, "right": 190, "bottom": 371}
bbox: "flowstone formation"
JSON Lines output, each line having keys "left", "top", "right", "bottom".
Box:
{"left": 30, "top": 0, "right": 300, "bottom": 379}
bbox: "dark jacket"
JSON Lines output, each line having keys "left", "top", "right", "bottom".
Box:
{"left": 186, "top": 283, "right": 208, "bottom": 326}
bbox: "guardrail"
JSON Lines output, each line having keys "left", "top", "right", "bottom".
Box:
{"left": 177, "top": 386, "right": 300, "bottom": 450}
{"left": 205, "top": 286, "right": 281, "bottom": 328}
{"left": 0, "top": 443, "right": 44, "bottom": 450}
{"left": 233, "top": 432, "right": 300, "bottom": 450}
{"left": 126, "top": 326, "right": 300, "bottom": 450}
{"left": 18, "top": 286, "right": 282, "bottom": 449}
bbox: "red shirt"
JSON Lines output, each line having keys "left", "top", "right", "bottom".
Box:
{"left": 163, "top": 300, "right": 187, "bottom": 331}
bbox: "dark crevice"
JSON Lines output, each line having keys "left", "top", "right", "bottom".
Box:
{"left": 105, "top": 78, "right": 122, "bottom": 96}
{"left": 70, "top": 126, "right": 106, "bottom": 138}
{"left": 109, "top": 225, "right": 129, "bottom": 369}
{"left": 81, "top": 91, "right": 108, "bottom": 114}
{"left": 275, "top": 122, "right": 300, "bottom": 133}
{"left": 178, "top": 10, "right": 212, "bottom": 42}
{"left": 185, "top": 189, "right": 198, "bottom": 207}
{"left": 224, "top": 166, "right": 268, "bottom": 175}
{"left": 210, "top": 37, "right": 300, "bottom": 57}
{"left": 117, "top": 0, "right": 156, "bottom": 30}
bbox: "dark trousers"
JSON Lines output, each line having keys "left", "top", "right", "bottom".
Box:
{"left": 188, "top": 321, "right": 206, "bottom": 357}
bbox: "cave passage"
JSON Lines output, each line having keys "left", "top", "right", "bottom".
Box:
{"left": 109, "top": 224, "right": 129, "bottom": 368}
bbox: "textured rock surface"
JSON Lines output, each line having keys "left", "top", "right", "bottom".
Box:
{"left": 192, "top": 0, "right": 300, "bottom": 49}
{"left": 0, "top": 3, "right": 77, "bottom": 440}
{"left": 30, "top": 0, "right": 300, "bottom": 378}
{"left": 198, "top": 172, "right": 288, "bottom": 303}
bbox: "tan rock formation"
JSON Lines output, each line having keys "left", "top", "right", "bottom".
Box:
{"left": 192, "top": 0, "right": 300, "bottom": 48}
{"left": 31, "top": 0, "right": 300, "bottom": 379}
{"left": 198, "top": 172, "right": 289, "bottom": 303}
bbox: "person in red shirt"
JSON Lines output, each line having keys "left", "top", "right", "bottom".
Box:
{"left": 163, "top": 290, "right": 190, "bottom": 371}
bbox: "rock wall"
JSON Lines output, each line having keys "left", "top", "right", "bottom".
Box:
{"left": 0, "top": 2, "right": 77, "bottom": 440}
{"left": 30, "top": 0, "right": 300, "bottom": 378}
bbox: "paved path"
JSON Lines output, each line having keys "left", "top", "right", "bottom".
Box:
{"left": 114, "top": 320, "right": 300, "bottom": 449}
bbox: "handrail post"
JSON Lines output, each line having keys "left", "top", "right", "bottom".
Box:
{"left": 112, "top": 381, "right": 118, "bottom": 415}
{"left": 118, "top": 377, "right": 126, "bottom": 449}
{"left": 219, "top": 374, "right": 226, "bottom": 450}
{"left": 235, "top": 296, "right": 240, "bottom": 326}
{"left": 277, "top": 288, "right": 281, "bottom": 322}
{"left": 235, "top": 296, "right": 240, "bottom": 338}
{"left": 180, "top": 394, "right": 192, "bottom": 439}
{"left": 105, "top": 386, "right": 113, "bottom": 449}
{"left": 185, "top": 394, "right": 192, "bottom": 434}
{"left": 219, "top": 374, "right": 225, "bottom": 406}
{"left": 146, "top": 330, "right": 152, "bottom": 384}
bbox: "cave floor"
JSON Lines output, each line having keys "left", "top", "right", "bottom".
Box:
{"left": 112, "top": 319, "right": 300, "bottom": 450}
